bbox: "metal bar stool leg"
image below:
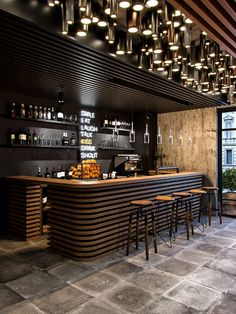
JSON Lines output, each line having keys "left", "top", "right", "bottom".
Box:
{"left": 144, "top": 213, "right": 149, "bottom": 260}
{"left": 136, "top": 210, "right": 140, "bottom": 249}
{"left": 216, "top": 190, "right": 223, "bottom": 224}
{"left": 126, "top": 212, "right": 133, "bottom": 256}
{"left": 151, "top": 211, "right": 158, "bottom": 253}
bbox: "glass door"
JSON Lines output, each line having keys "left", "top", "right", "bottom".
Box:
{"left": 218, "top": 108, "right": 236, "bottom": 217}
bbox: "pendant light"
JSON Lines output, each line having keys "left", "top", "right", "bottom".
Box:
{"left": 48, "top": 0, "right": 55, "bottom": 7}
{"left": 138, "top": 52, "right": 144, "bottom": 68}
{"left": 119, "top": 0, "right": 131, "bottom": 8}
{"left": 77, "top": 23, "right": 88, "bottom": 37}
{"left": 61, "top": 3, "right": 68, "bottom": 35}
{"left": 144, "top": 114, "right": 150, "bottom": 144}
{"left": 81, "top": 0, "right": 92, "bottom": 24}
{"left": 127, "top": 33, "right": 133, "bottom": 54}
{"left": 127, "top": 9, "right": 140, "bottom": 33}
{"left": 66, "top": 0, "right": 74, "bottom": 25}
{"left": 178, "top": 130, "right": 183, "bottom": 145}
{"left": 132, "top": 0, "right": 144, "bottom": 12}
{"left": 107, "top": 21, "right": 115, "bottom": 43}
{"left": 78, "top": 0, "right": 87, "bottom": 12}
{"left": 157, "top": 126, "right": 162, "bottom": 145}
{"left": 116, "top": 31, "right": 126, "bottom": 55}
{"left": 145, "top": 0, "right": 158, "bottom": 8}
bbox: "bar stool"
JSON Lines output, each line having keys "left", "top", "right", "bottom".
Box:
{"left": 155, "top": 195, "right": 176, "bottom": 248}
{"left": 190, "top": 189, "right": 208, "bottom": 231}
{"left": 126, "top": 200, "right": 157, "bottom": 260}
{"left": 172, "top": 192, "right": 194, "bottom": 240}
{"left": 202, "top": 186, "right": 222, "bottom": 226}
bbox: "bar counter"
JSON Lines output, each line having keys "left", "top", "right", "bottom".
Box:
{"left": 6, "top": 172, "right": 202, "bottom": 260}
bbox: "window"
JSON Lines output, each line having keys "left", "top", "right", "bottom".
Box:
{"left": 226, "top": 149, "right": 233, "bottom": 165}
{"left": 224, "top": 116, "right": 233, "bottom": 139}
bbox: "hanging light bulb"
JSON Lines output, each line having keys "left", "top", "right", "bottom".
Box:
{"left": 138, "top": 52, "right": 144, "bottom": 68}
{"left": 188, "top": 133, "right": 193, "bottom": 145}
{"left": 127, "top": 33, "right": 133, "bottom": 54}
{"left": 132, "top": 0, "right": 144, "bottom": 12}
{"left": 77, "top": 23, "right": 88, "bottom": 37}
{"left": 145, "top": 0, "right": 158, "bottom": 8}
{"left": 144, "top": 118, "right": 150, "bottom": 144}
{"left": 157, "top": 126, "right": 162, "bottom": 145}
{"left": 78, "top": 0, "right": 87, "bottom": 11}
{"left": 61, "top": 3, "right": 68, "bottom": 35}
{"left": 112, "top": 119, "right": 119, "bottom": 141}
{"left": 116, "top": 31, "right": 126, "bottom": 55}
{"left": 66, "top": 0, "right": 74, "bottom": 24}
{"left": 178, "top": 130, "right": 183, "bottom": 145}
{"left": 54, "top": 0, "right": 60, "bottom": 4}
{"left": 80, "top": 0, "right": 92, "bottom": 24}
{"left": 119, "top": 0, "right": 131, "bottom": 8}
{"left": 127, "top": 9, "right": 140, "bottom": 33}
{"left": 48, "top": 0, "right": 55, "bottom": 7}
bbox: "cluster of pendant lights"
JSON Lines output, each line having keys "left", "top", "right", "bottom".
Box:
{"left": 48, "top": 0, "right": 236, "bottom": 104}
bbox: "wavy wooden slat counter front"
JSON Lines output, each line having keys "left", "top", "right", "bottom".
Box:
{"left": 6, "top": 172, "right": 202, "bottom": 260}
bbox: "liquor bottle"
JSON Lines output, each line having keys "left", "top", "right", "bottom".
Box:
{"left": 37, "top": 167, "right": 42, "bottom": 177}
{"left": 9, "top": 128, "right": 16, "bottom": 145}
{"left": 33, "top": 105, "right": 39, "bottom": 119}
{"left": 27, "top": 129, "right": 32, "bottom": 145}
{"left": 65, "top": 168, "right": 70, "bottom": 180}
{"left": 103, "top": 115, "right": 108, "bottom": 128}
{"left": 56, "top": 165, "right": 61, "bottom": 178}
{"left": 116, "top": 117, "right": 121, "bottom": 128}
{"left": 43, "top": 107, "right": 47, "bottom": 120}
{"left": 18, "top": 128, "right": 25, "bottom": 145}
{"left": 51, "top": 167, "right": 57, "bottom": 178}
{"left": 10, "top": 102, "right": 16, "bottom": 118}
{"left": 38, "top": 106, "right": 43, "bottom": 119}
{"left": 51, "top": 107, "right": 56, "bottom": 120}
{"left": 57, "top": 108, "right": 64, "bottom": 121}
{"left": 27, "top": 105, "right": 33, "bottom": 119}
{"left": 47, "top": 107, "right": 51, "bottom": 120}
{"left": 70, "top": 133, "right": 76, "bottom": 146}
{"left": 60, "top": 167, "right": 65, "bottom": 179}
{"left": 62, "top": 132, "right": 69, "bottom": 146}
{"left": 108, "top": 117, "right": 112, "bottom": 127}
{"left": 32, "top": 129, "right": 37, "bottom": 145}
{"left": 111, "top": 117, "right": 116, "bottom": 127}
{"left": 20, "top": 104, "right": 26, "bottom": 118}
{"left": 44, "top": 167, "right": 50, "bottom": 178}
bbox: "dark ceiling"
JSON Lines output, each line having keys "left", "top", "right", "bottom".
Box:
{"left": 0, "top": 3, "right": 229, "bottom": 113}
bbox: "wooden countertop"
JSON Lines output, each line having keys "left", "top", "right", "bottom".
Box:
{"left": 6, "top": 172, "right": 202, "bottom": 189}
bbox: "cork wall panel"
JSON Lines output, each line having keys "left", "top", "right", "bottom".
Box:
{"left": 157, "top": 108, "right": 217, "bottom": 185}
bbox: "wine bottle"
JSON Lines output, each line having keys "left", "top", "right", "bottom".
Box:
{"left": 27, "top": 129, "right": 32, "bottom": 145}
{"left": 70, "top": 133, "right": 76, "bottom": 146}
{"left": 57, "top": 108, "right": 64, "bottom": 121}
{"left": 43, "top": 107, "right": 47, "bottom": 120}
{"left": 44, "top": 167, "right": 51, "bottom": 178}
{"left": 47, "top": 107, "right": 51, "bottom": 120}
{"left": 10, "top": 102, "right": 16, "bottom": 118}
{"left": 57, "top": 165, "right": 61, "bottom": 178}
{"left": 38, "top": 106, "right": 43, "bottom": 119}
{"left": 9, "top": 128, "right": 16, "bottom": 145}
{"left": 33, "top": 129, "right": 38, "bottom": 145}
{"left": 20, "top": 104, "right": 25, "bottom": 118}
{"left": 33, "top": 105, "right": 39, "bottom": 119}
{"left": 37, "top": 167, "right": 42, "bottom": 177}
{"left": 51, "top": 167, "right": 57, "bottom": 178}
{"left": 18, "top": 128, "right": 25, "bottom": 145}
{"left": 27, "top": 105, "right": 33, "bottom": 119}
{"left": 103, "top": 115, "right": 108, "bottom": 127}
{"left": 62, "top": 132, "right": 69, "bottom": 146}
{"left": 60, "top": 167, "right": 65, "bottom": 179}
{"left": 51, "top": 107, "right": 56, "bottom": 120}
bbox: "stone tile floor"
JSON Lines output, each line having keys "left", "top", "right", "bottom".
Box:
{"left": 0, "top": 217, "right": 236, "bottom": 313}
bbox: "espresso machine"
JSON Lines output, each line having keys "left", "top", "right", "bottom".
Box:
{"left": 113, "top": 154, "right": 143, "bottom": 177}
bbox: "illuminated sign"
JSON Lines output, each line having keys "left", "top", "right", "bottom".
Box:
{"left": 80, "top": 110, "right": 98, "bottom": 159}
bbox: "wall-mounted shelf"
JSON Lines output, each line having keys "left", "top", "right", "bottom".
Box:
{"left": 100, "top": 127, "right": 130, "bottom": 133}
{"left": 3, "top": 144, "right": 79, "bottom": 149}
{"left": 0, "top": 115, "right": 79, "bottom": 127}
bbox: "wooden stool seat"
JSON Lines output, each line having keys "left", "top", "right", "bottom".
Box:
{"left": 172, "top": 192, "right": 191, "bottom": 197}
{"left": 155, "top": 195, "right": 175, "bottom": 202}
{"left": 130, "top": 200, "right": 153, "bottom": 206}
{"left": 190, "top": 189, "right": 207, "bottom": 195}
{"left": 202, "top": 186, "right": 219, "bottom": 191}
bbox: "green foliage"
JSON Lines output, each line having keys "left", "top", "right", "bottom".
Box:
{"left": 222, "top": 168, "right": 236, "bottom": 192}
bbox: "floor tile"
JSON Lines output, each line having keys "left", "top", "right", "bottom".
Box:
{"left": 32, "top": 284, "right": 91, "bottom": 314}
{"left": 0, "top": 262, "right": 33, "bottom": 283}
{"left": 0, "top": 253, "right": 24, "bottom": 271}
{"left": 0, "top": 285, "right": 23, "bottom": 310}
{"left": 103, "top": 282, "right": 152, "bottom": 312}
{"left": 68, "top": 299, "right": 124, "bottom": 314}
{"left": 188, "top": 267, "right": 236, "bottom": 292}
{"left": 218, "top": 248, "right": 236, "bottom": 260}
{"left": 192, "top": 242, "right": 223, "bottom": 255}
{"left": 48, "top": 261, "right": 95, "bottom": 283}
{"left": 81, "top": 251, "right": 125, "bottom": 271}
{"left": 73, "top": 271, "right": 120, "bottom": 296}
{"left": 175, "top": 249, "right": 214, "bottom": 265}
{"left": 156, "top": 244, "right": 183, "bottom": 256}
{"left": 0, "top": 236, "right": 31, "bottom": 252}
{"left": 128, "top": 269, "right": 180, "bottom": 294}
{"left": 0, "top": 301, "right": 43, "bottom": 314}
{"left": 201, "top": 235, "right": 235, "bottom": 247}
{"left": 166, "top": 281, "right": 221, "bottom": 311}
{"left": 214, "top": 230, "right": 236, "bottom": 239}
{"left": 207, "top": 258, "right": 236, "bottom": 276}
{"left": 128, "top": 251, "right": 167, "bottom": 268}
{"left": 6, "top": 270, "right": 63, "bottom": 298}
{"left": 103, "top": 261, "right": 143, "bottom": 280}
{"left": 136, "top": 296, "right": 201, "bottom": 314}
{"left": 170, "top": 237, "right": 195, "bottom": 247}
{"left": 15, "top": 247, "right": 46, "bottom": 260}
{"left": 26, "top": 250, "right": 67, "bottom": 270}
{"left": 155, "top": 258, "right": 198, "bottom": 276}
{"left": 208, "top": 293, "right": 236, "bottom": 314}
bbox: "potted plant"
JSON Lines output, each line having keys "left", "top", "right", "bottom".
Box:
{"left": 222, "top": 168, "right": 236, "bottom": 214}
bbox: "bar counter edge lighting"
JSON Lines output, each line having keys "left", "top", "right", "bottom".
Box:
{"left": 6, "top": 172, "right": 202, "bottom": 261}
